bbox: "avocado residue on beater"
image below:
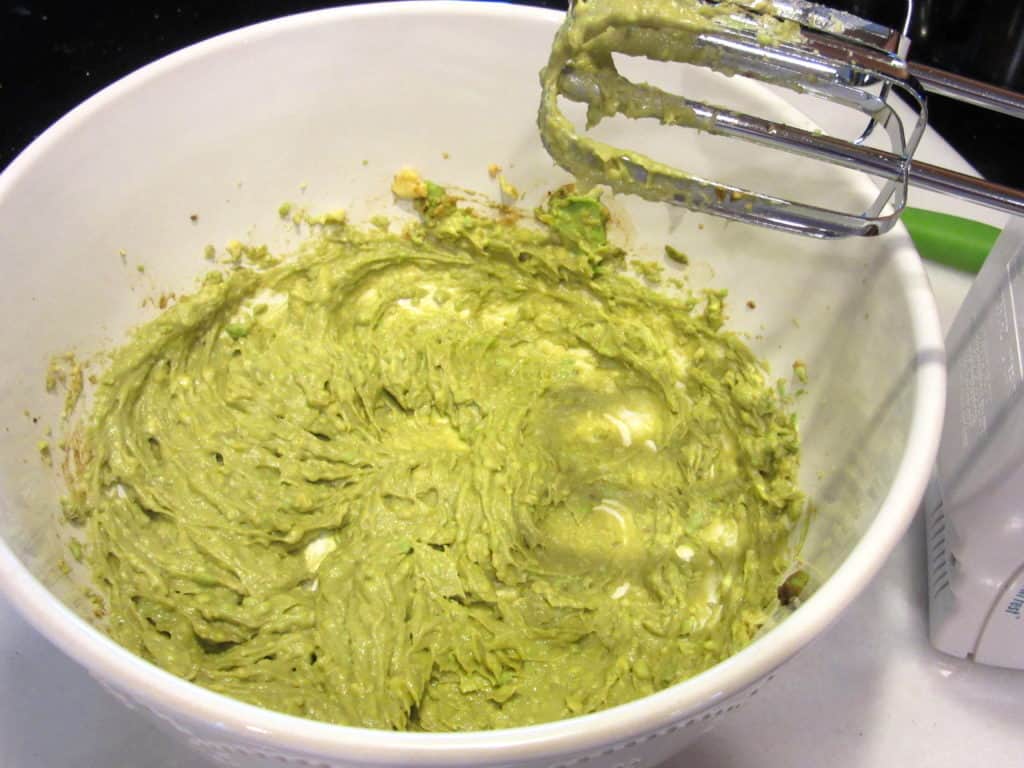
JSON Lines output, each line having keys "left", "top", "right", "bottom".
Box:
{"left": 537, "top": 0, "right": 804, "bottom": 206}
{"left": 63, "top": 174, "right": 804, "bottom": 731}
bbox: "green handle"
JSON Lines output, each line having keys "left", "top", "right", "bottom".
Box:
{"left": 901, "top": 207, "right": 1001, "bottom": 274}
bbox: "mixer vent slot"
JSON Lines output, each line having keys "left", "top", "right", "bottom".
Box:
{"left": 927, "top": 497, "right": 952, "bottom": 598}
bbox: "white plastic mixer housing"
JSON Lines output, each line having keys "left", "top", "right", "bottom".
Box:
{"left": 927, "top": 216, "right": 1024, "bottom": 669}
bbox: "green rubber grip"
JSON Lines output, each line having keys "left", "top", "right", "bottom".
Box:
{"left": 901, "top": 207, "right": 1001, "bottom": 274}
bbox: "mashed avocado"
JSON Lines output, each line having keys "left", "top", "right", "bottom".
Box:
{"left": 65, "top": 179, "right": 804, "bottom": 731}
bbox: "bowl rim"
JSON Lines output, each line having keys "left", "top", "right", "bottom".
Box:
{"left": 0, "top": 1, "right": 946, "bottom": 762}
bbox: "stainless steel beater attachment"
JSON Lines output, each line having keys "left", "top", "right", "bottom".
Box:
{"left": 538, "top": 0, "right": 1024, "bottom": 238}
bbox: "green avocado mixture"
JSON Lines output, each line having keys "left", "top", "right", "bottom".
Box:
{"left": 64, "top": 177, "right": 804, "bottom": 731}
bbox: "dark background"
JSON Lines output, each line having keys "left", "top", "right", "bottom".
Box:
{"left": 1, "top": 0, "right": 1022, "bottom": 188}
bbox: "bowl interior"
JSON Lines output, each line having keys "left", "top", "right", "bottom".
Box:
{"left": 0, "top": 0, "right": 937, "bottom": 746}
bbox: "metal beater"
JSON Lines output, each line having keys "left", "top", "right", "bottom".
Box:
{"left": 538, "top": 0, "right": 1024, "bottom": 238}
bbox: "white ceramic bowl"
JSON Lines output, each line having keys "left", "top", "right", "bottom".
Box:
{"left": 0, "top": 3, "right": 944, "bottom": 767}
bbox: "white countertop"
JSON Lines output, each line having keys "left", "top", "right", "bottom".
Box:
{"left": 3, "top": 92, "right": 1022, "bottom": 768}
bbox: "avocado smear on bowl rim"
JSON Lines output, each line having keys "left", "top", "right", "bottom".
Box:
{"left": 59, "top": 173, "right": 806, "bottom": 731}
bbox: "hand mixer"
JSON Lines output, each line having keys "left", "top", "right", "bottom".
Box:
{"left": 538, "top": 0, "right": 1024, "bottom": 239}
